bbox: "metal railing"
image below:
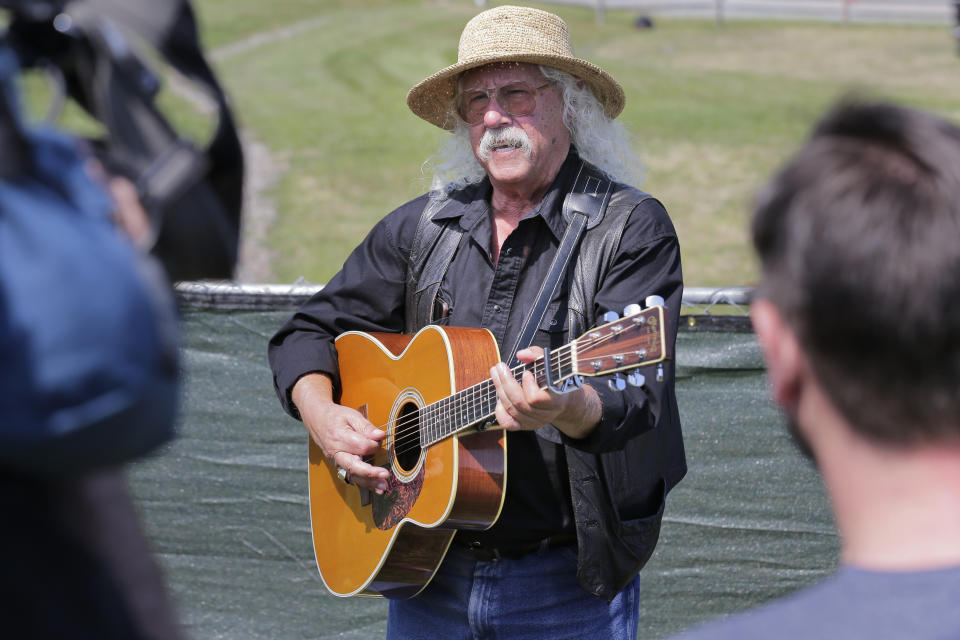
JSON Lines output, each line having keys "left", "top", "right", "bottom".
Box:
{"left": 176, "top": 281, "right": 756, "bottom": 331}
{"left": 537, "top": 0, "right": 952, "bottom": 26}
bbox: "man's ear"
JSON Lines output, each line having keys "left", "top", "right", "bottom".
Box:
{"left": 751, "top": 299, "right": 805, "bottom": 411}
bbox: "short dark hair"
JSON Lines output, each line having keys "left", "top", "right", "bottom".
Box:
{"left": 752, "top": 100, "right": 960, "bottom": 445}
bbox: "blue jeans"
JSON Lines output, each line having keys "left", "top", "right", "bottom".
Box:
{"left": 386, "top": 544, "right": 641, "bottom": 640}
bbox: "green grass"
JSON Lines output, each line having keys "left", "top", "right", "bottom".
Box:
{"left": 37, "top": 1, "right": 960, "bottom": 286}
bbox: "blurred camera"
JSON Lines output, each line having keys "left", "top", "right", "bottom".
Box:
{"left": 1, "top": 0, "right": 244, "bottom": 282}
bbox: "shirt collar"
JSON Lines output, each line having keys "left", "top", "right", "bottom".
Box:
{"left": 433, "top": 180, "right": 490, "bottom": 232}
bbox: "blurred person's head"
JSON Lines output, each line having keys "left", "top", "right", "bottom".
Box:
{"left": 751, "top": 100, "right": 960, "bottom": 449}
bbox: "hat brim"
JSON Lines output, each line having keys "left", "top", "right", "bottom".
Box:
{"left": 406, "top": 53, "right": 625, "bottom": 130}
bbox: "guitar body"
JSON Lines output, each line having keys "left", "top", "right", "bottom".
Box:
{"left": 306, "top": 304, "right": 668, "bottom": 599}
{"left": 308, "top": 326, "right": 507, "bottom": 599}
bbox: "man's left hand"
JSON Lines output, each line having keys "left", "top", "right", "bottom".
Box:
{"left": 490, "top": 346, "right": 602, "bottom": 439}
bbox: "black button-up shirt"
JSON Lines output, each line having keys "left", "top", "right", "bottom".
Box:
{"left": 269, "top": 150, "right": 683, "bottom": 547}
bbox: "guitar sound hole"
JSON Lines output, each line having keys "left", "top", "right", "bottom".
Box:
{"left": 394, "top": 402, "right": 422, "bottom": 473}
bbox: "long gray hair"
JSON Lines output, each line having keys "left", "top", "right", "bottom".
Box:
{"left": 424, "top": 66, "right": 642, "bottom": 193}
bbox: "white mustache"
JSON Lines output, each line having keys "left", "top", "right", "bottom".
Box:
{"left": 477, "top": 127, "right": 532, "bottom": 162}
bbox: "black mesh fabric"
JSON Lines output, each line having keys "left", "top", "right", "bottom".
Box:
{"left": 128, "top": 310, "right": 838, "bottom": 639}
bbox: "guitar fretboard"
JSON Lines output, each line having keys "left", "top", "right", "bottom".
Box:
{"left": 418, "top": 342, "right": 577, "bottom": 446}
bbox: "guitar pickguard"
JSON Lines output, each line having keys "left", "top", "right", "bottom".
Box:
{"left": 371, "top": 463, "right": 425, "bottom": 530}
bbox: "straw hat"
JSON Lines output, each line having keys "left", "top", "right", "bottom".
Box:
{"left": 407, "top": 5, "right": 625, "bottom": 129}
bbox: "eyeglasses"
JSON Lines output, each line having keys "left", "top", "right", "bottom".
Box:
{"left": 455, "top": 82, "right": 554, "bottom": 125}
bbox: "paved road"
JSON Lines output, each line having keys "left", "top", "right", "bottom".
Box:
{"left": 536, "top": 0, "right": 954, "bottom": 25}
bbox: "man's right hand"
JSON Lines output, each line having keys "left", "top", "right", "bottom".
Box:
{"left": 291, "top": 373, "right": 390, "bottom": 494}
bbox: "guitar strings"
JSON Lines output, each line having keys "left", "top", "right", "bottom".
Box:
{"left": 384, "top": 327, "right": 638, "bottom": 460}
{"left": 387, "top": 328, "right": 636, "bottom": 458}
{"left": 387, "top": 328, "right": 636, "bottom": 459}
{"left": 386, "top": 350, "right": 564, "bottom": 458}
{"left": 383, "top": 342, "right": 578, "bottom": 459}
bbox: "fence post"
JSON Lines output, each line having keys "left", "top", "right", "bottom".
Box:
{"left": 595, "top": 0, "right": 606, "bottom": 25}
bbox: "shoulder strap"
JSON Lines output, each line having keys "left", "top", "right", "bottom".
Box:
{"left": 505, "top": 163, "right": 611, "bottom": 365}
{"left": 404, "top": 194, "right": 464, "bottom": 333}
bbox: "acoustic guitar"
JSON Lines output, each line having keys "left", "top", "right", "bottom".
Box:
{"left": 308, "top": 302, "right": 669, "bottom": 599}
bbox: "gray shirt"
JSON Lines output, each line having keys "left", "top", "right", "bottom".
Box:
{"left": 673, "top": 565, "right": 960, "bottom": 640}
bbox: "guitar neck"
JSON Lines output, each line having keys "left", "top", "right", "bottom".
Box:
{"left": 417, "top": 305, "right": 666, "bottom": 446}
{"left": 419, "top": 344, "right": 575, "bottom": 446}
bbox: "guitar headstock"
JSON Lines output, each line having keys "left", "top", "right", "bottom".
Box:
{"left": 572, "top": 301, "right": 668, "bottom": 379}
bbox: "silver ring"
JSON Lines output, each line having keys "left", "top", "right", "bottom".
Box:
{"left": 336, "top": 467, "right": 349, "bottom": 483}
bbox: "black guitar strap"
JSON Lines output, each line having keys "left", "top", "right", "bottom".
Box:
{"left": 505, "top": 163, "right": 612, "bottom": 366}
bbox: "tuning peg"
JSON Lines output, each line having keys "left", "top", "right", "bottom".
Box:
{"left": 645, "top": 295, "right": 665, "bottom": 309}
{"left": 602, "top": 311, "right": 619, "bottom": 323}
{"left": 627, "top": 371, "right": 645, "bottom": 387}
{"left": 656, "top": 364, "right": 664, "bottom": 382}
{"left": 608, "top": 374, "right": 627, "bottom": 391}
{"left": 622, "top": 303, "right": 642, "bottom": 318}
